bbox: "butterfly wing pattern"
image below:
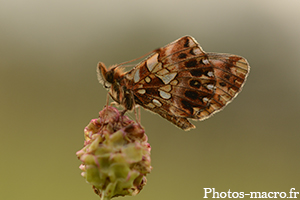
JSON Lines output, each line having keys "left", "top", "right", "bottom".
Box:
{"left": 97, "top": 36, "right": 250, "bottom": 130}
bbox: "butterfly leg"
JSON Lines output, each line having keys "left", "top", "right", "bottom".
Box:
{"left": 105, "top": 92, "right": 110, "bottom": 108}
{"left": 120, "top": 109, "right": 128, "bottom": 116}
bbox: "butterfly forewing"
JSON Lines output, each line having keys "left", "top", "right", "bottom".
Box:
{"left": 98, "top": 36, "right": 250, "bottom": 130}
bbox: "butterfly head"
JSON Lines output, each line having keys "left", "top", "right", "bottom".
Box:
{"left": 97, "top": 62, "right": 118, "bottom": 88}
{"left": 97, "top": 62, "right": 128, "bottom": 107}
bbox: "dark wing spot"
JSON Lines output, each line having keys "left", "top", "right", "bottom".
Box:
{"left": 186, "top": 59, "right": 197, "bottom": 68}
{"left": 224, "top": 62, "right": 232, "bottom": 71}
{"left": 190, "top": 68, "right": 205, "bottom": 77}
{"left": 185, "top": 91, "right": 199, "bottom": 100}
{"left": 184, "top": 38, "right": 189, "bottom": 47}
{"left": 224, "top": 74, "right": 231, "bottom": 80}
{"left": 189, "top": 80, "right": 201, "bottom": 89}
{"left": 181, "top": 100, "right": 193, "bottom": 114}
{"left": 145, "top": 88, "right": 159, "bottom": 96}
{"left": 190, "top": 67, "right": 214, "bottom": 77}
{"left": 219, "top": 82, "right": 226, "bottom": 87}
{"left": 178, "top": 53, "right": 187, "bottom": 59}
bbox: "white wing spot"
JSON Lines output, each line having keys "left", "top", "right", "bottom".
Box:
{"left": 207, "top": 71, "right": 214, "bottom": 77}
{"left": 146, "top": 103, "right": 155, "bottom": 109}
{"left": 193, "top": 48, "right": 202, "bottom": 55}
{"left": 203, "top": 97, "right": 209, "bottom": 103}
{"left": 206, "top": 84, "right": 214, "bottom": 90}
{"left": 134, "top": 68, "right": 140, "bottom": 83}
{"left": 170, "top": 79, "right": 178, "bottom": 85}
{"left": 159, "top": 84, "right": 172, "bottom": 92}
{"left": 145, "top": 76, "right": 151, "bottom": 83}
{"left": 152, "top": 62, "right": 162, "bottom": 73}
{"left": 188, "top": 38, "right": 197, "bottom": 47}
{"left": 159, "top": 90, "right": 171, "bottom": 99}
{"left": 152, "top": 99, "right": 162, "bottom": 107}
{"left": 156, "top": 69, "right": 169, "bottom": 76}
{"left": 137, "top": 84, "right": 143, "bottom": 88}
{"left": 156, "top": 72, "right": 177, "bottom": 84}
{"left": 146, "top": 53, "right": 159, "bottom": 72}
{"left": 137, "top": 89, "right": 146, "bottom": 94}
{"left": 203, "top": 59, "right": 209, "bottom": 65}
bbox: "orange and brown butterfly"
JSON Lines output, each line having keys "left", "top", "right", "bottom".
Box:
{"left": 97, "top": 36, "right": 250, "bottom": 131}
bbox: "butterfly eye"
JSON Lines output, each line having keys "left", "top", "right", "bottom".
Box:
{"left": 105, "top": 70, "right": 115, "bottom": 84}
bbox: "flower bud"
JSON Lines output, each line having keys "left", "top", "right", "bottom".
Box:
{"left": 76, "top": 106, "right": 151, "bottom": 200}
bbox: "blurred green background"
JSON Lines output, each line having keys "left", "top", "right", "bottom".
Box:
{"left": 1, "top": 0, "right": 300, "bottom": 199}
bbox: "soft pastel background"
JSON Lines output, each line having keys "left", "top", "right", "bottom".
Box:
{"left": 1, "top": 0, "right": 299, "bottom": 199}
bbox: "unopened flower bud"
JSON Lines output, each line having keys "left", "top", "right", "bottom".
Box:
{"left": 76, "top": 106, "right": 151, "bottom": 200}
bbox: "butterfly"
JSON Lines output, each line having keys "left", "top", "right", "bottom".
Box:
{"left": 97, "top": 36, "right": 250, "bottom": 130}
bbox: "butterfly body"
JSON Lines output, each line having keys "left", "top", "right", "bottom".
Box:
{"left": 97, "top": 36, "right": 250, "bottom": 130}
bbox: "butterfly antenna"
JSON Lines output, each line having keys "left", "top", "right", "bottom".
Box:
{"left": 114, "top": 49, "right": 157, "bottom": 68}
